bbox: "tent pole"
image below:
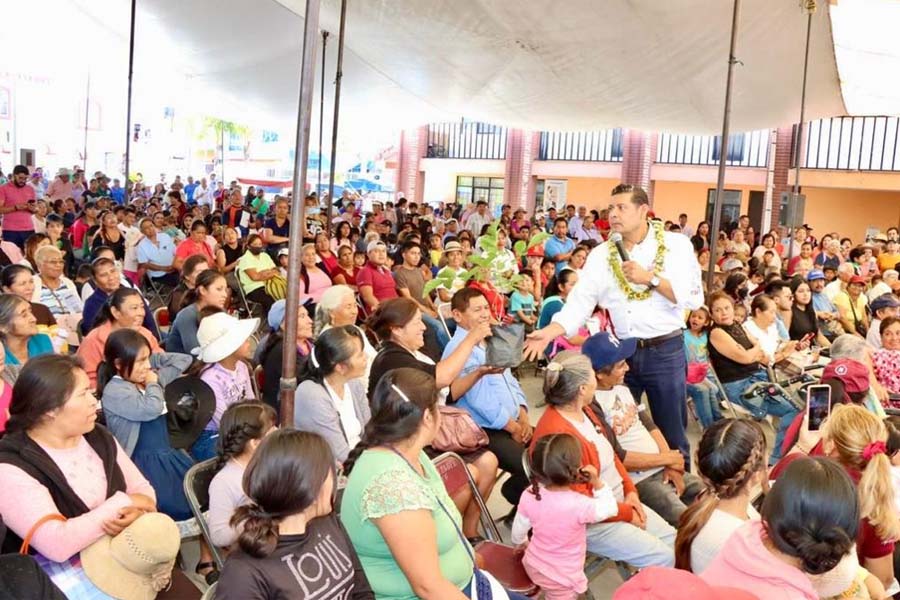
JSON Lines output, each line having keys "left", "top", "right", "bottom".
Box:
{"left": 319, "top": 30, "right": 329, "bottom": 233}
{"left": 124, "top": 0, "right": 136, "bottom": 187}
{"left": 706, "top": 0, "right": 741, "bottom": 293}
{"left": 327, "top": 0, "right": 347, "bottom": 232}
{"left": 786, "top": 7, "right": 814, "bottom": 267}
{"left": 280, "top": 0, "right": 321, "bottom": 427}
{"left": 83, "top": 72, "right": 91, "bottom": 173}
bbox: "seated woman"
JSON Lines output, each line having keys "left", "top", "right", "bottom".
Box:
{"left": 872, "top": 316, "right": 900, "bottom": 399}
{"left": 341, "top": 368, "right": 527, "bottom": 600}
{"left": 97, "top": 329, "right": 192, "bottom": 520}
{"left": 532, "top": 352, "right": 676, "bottom": 569}
{"left": 331, "top": 243, "right": 360, "bottom": 290}
{"left": 0, "top": 354, "right": 157, "bottom": 567}
{"left": 80, "top": 257, "right": 158, "bottom": 339}
{"left": 789, "top": 277, "right": 831, "bottom": 348}
{"left": 31, "top": 245, "right": 82, "bottom": 345}
{"left": 168, "top": 254, "right": 211, "bottom": 320}
{"left": 237, "top": 233, "right": 281, "bottom": 313}
{"left": 24, "top": 233, "right": 50, "bottom": 273}
{"left": 298, "top": 242, "right": 332, "bottom": 316}
{"left": 741, "top": 294, "right": 801, "bottom": 366}
{"left": 674, "top": 418, "right": 767, "bottom": 574}
{"left": 707, "top": 291, "right": 801, "bottom": 464}
{"left": 0, "top": 294, "right": 54, "bottom": 367}
{"left": 367, "top": 298, "right": 499, "bottom": 539}
{"left": 173, "top": 219, "right": 215, "bottom": 273}
{"left": 208, "top": 402, "right": 278, "bottom": 550}
{"left": 165, "top": 269, "right": 229, "bottom": 354}
{"left": 259, "top": 300, "right": 314, "bottom": 415}
{"left": 315, "top": 284, "right": 375, "bottom": 375}
{"left": 77, "top": 288, "right": 185, "bottom": 387}
{"left": 780, "top": 404, "right": 900, "bottom": 590}
{"left": 217, "top": 429, "right": 374, "bottom": 599}
{"left": 214, "top": 226, "right": 243, "bottom": 293}
{"left": 295, "top": 326, "right": 371, "bottom": 463}
{"left": 0, "top": 264, "right": 67, "bottom": 352}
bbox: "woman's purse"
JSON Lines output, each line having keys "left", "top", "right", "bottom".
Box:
{"left": 20, "top": 514, "right": 115, "bottom": 600}
{"left": 848, "top": 296, "right": 868, "bottom": 337}
{"left": 686, "top": 361, "right": 710, "bottom": 385}
{"left": 432, "top": 407, "right": 489, "bottom": 453}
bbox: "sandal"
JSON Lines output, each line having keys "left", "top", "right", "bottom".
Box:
{"left": 195, "top": 561, "right": 219, "bottom": 585}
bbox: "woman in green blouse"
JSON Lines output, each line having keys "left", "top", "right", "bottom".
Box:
{"left": 340, "top": 367, "right": 527, "bottom": 600}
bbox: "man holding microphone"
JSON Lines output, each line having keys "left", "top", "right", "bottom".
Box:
{"left": 525, "top": 184, "right": 703, "bottom": 462}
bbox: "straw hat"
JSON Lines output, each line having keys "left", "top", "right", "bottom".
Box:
{"left": 81, "top": 512, "right": 180, "bottom": 600}
{"left": 192, "top": 311, "right": 258, "bottom": 363}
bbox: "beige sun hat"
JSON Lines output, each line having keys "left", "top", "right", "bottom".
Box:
{"left": 81, "top": 512, "right": 180, "bottom": 600}
{"left": 192, "top": 311, "right": 259, "bottom": 363}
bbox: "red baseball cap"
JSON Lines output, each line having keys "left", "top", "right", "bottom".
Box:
{"left": 613, "top": 567, "right": 759, "bottom": 600}
{"left": 849, "top": 275, "right": 867, "bottom": 285}
{"left": 822, "top": 358, "right": 870, "bottom": 396}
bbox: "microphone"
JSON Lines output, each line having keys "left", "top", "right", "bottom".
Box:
{"left": 609, "top": 232, "right": 629, "bottom": 262}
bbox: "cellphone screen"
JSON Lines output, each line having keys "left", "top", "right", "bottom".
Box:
{"left": 807, "top": 386, "right": 831, "bottom": 431}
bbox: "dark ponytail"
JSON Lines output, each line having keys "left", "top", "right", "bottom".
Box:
{"left": 343, "top": 368, "right": 438, "bottom": 475}
{"left": 674, "top": 419, "right": 766, "bottom": 571}
{"left": 182, "top": 269, "right": 226, "bottom": 308}
{"left": 230, "top": 430, "right": 334, "bottom": 558}
{"left": 96, "top": 328, "right": 152, "bottom": 398}
{"left": 297, "top": 325, "right": 363, "bottom": 383}
{"left": 93, "top": 287, "right": 143, "bottom": 329}
{"left": 214, "top": 402, "right": 278, "bottom": 473}
{"left": 529, "top": 433, "right": 586, "bottom": 502}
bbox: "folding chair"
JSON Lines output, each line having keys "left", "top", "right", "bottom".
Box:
{"left": 183, "top": 459, "right": 226, "bottom": 571}
{"left": 142, "top": 272, "right": 173, "bottom": 309}
{"left": 433, "top": 452, "right": 539, "bottom": 597}
{"left": 521, "top": 450, "right": 632, "bottom": 597}
{"left": 436, "top": 302, "right": 453, "bottom": 339}
{"left": 233, "top": 267, "right": 264, "bottom": 319}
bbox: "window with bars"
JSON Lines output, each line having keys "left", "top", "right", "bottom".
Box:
{"left": 456, "top": 176, "right": 504, "bottom": 207}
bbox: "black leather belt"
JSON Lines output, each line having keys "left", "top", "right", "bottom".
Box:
{"left": 636, "top": 330, "right": 683, "bottom": 349}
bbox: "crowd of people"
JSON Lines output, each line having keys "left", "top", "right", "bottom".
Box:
{"left": 1, "top": 163, "right": 900, "bottom": 599}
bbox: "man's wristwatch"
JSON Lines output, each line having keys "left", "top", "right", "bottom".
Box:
{"left": 648, "top": 275, "right": 661, "bottom": 289}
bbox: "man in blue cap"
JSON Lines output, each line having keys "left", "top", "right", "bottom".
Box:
{"left": 807, "top": 269, "right": 840, "bottom": 341}
{"left": 582, "top": 331, "right": 703, "bottom": 527}
{"left": 868, "top": 293, "right": 900, "bottom": 349}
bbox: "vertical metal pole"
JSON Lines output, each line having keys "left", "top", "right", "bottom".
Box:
{"left": 706, "top": 0, "right": 741, "bottom": 293}
{"left": 318, "top": 30, "right": 329, "bottom": 231}
{"left": 786, "top": 9, "right": 814, "bottom": 266}
{"left": 327, "top": 0, "right": 347, "bottom": 235}
{"left": 83, "top": 72, "right": 91, "bottom": 172}
{"left": 280, "top": 0, "right": 321, "bottom": 426}
{"left": 124, "top": 0, "right": 137, "bottom": 186}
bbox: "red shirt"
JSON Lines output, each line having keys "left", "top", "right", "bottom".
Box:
{"left": 175, "top": 238, "right": 215, "bottom": 263}
{"left": 357, "top": 263, "right": 398, "bottom": 306}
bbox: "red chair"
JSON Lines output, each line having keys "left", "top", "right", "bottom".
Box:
{"left": 253, "top": 365, "right": 265, "bottom": 400}
{"left": 432, "top": 452, "right": 539, "bottom": 597}
{"left": 153, "top": 307, "right": 170, "bottom": 330}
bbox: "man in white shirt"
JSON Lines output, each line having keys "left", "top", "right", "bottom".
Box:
{"left": 678, "top": 213, "right": 694, "bottom": 237}
{"left": 525, "top": 184, "right": 703, "bottom": 462}
{"left": 824, "top": 262, "right": 854, "bottom": 304}
{"left": 583, "top": 332, "right": 703, "bottom": 527}
{"left": 465, "top": 200, "right": 492, "bottom": 236}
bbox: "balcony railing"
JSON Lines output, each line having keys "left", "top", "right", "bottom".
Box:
{"left": 538, "top": 129, "right": 623, "bottom": 162}
{"left": 426, "top": 121, "right": 507, "bottom": 160}
{"left": 801, "top": 116, "right": 900, "bottom": 171}
{"left": 656, "top": 129, "right": 770, "bottom": 168}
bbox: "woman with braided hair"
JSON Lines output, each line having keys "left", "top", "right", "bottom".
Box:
{"left": 216, "top": 429, "right": 374, "bottom": 600}
{"left": 674, "top": 418, "right": 767, "bottom": 574}
{"left": 207, "top": 401, "right": 277, "bottom": 549}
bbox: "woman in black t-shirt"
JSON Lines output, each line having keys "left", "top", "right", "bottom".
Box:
{"left": 789, "top": 278, "right": 830, "bottom": 348}
{"left": 216, "top": 429, "right": 374, "bottom": 600}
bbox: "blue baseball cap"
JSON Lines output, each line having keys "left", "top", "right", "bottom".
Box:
{"left": 806, "top": 269, "right": 825, "bottom": 281}
{"left": 268, "top": 299, "right": 287, "bottom": 330}
{"left": 871, "top": 293, "right": 900, "bottom": 313}
{"left": 582, "top": 332, "right": 637, "bottom": 371}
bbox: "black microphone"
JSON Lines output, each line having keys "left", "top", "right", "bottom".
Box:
{"left": 609, "top": 232, "right": 629, "bottom": 262}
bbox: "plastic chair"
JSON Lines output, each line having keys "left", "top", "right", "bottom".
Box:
{"left": 436, "top": 302, "right": 453, "bottom": 339}
{"left": 154, "top": 306, "right": 171, "bottom": 334}
{"left": 183, "top": 458, "right": 226, "bottom": 571}
{"left": 252, "top": 364, "right": 265, "bottom": 400}
{"left": 200, "top": 582, "right": 216, "bottom": 600}
{"left": 432, "top": 452, "right": 539, "bottom": 596}
{"left": 521, "top": 450, "right": 632, "bottom": 596}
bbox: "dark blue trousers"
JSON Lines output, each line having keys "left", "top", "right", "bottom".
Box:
{"left": 624, "top": 333, "right": 690, "bottom": 466}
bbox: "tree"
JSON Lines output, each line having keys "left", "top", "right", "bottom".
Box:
{"left": 197, "top": 117, "right": 251, "bottom": 182}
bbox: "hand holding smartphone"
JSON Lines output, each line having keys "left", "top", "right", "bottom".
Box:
{"left": 806, "top": 384, "right": 832, "bottom": 431}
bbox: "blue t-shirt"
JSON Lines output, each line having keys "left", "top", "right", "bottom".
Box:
{"left": 6, "top": 333, "right": 54, "bottom": 366}
{"left": 544, "top": 235, "right": 576, "bottom": 274}
{"left": 510, "top": 291, "right": 535, "bottom": 322}
{"left": 684, "top": 329, "right": 710, "bottom": 363}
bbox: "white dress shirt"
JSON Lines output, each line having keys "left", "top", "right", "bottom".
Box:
{"left": 552, "top": 227, "right": 703, "bottom": 339}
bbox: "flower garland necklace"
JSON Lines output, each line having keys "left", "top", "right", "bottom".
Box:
{"left": 608, "top": 220, "right": 667, "bottom": 301}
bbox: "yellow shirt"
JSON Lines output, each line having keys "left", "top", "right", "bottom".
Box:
{"left": 877, "top": 252, "right": 900, "bottom": 273}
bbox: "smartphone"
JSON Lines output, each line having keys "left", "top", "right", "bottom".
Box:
{"left": 806, "top": 384, "right": 832, "bottom": 431}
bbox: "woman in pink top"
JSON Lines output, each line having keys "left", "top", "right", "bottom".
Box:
{"left": 511, "top": 433, "right": 617, "bottom": 599}
{"left": 702, "top": 456, "right": 860, "bottom": 600}
{"left": 300, "top": 243, "right": 333, "bottom": 313}
{"left": 0, "top": 354, "right": 156, "bottom": 564}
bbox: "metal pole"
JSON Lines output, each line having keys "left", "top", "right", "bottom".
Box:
{"left": 124, "top": 0, "right": 137, "bottom": 187}
{"left": 280, "top": 0, "right": 321, "bottom": 426}
{"left": 706, "top": 0, "right": 741, "bottom": 293}
{"left": 327, "top": 0, "right": 347, "bottom": 236}
{"left": 786, "top": 8, "right": 814, "bottom": 267}
{"left": 83, "top": 72, "right": 91, "bottom": 173}
{"left": 318, "top": 30, "right": 329, "bottom": 231}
